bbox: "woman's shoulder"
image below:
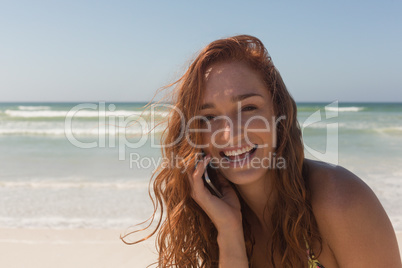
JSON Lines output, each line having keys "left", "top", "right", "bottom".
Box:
{"left": 304, "top": 158, "right": 384, "bottom": 222}
{"left": 303, "top": 158, "right": 372, "bottom": 210}
{"left": 303, "top": 158, "right": 401, "bottom": 266}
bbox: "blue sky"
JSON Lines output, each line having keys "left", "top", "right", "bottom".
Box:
{"left": 1, "top": 0, "right": 401, "bottom": 102}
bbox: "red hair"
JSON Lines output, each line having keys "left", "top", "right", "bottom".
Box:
{"left": 122, "top": 35, "right": 322, "bottom": 267}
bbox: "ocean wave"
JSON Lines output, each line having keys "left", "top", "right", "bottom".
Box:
{"left": 0, "top": 127, "right": 164, "bottom": 136}
{"left": 0, "top": 216, "right": 145, "bottom": 229}
{"left": 17, "top": 106, "right": 51, "bottom": 110}
{"left": 4, "top": 109, "right": 169, "bottom": 118}
{"left": 0, "top": 180, "right": 150, "bottom": 190}
{"left": 301, "top": 123, "right": 402, "bottom": 135}
{"left": 0, "top": 120, "right": 166, "bottom": 136}
{"left": 325, "top": 106, "right": 365, "bottom": 112}
{"left": 300, "top": 123, "right": 340, "bottom": 129}
{"left": 374, "top": 126, "right": 402, "bottom": 134}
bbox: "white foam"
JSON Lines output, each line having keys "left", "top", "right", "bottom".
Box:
{"left": 0, "top": 127, "right": 164, "bottom": 136}
{"left": 300, "top": 122, "right": 342, "bottom": 129}
{"left": 17, "top": 106, "right": 51, "bottom": 111}
{"left": 389, "top": 216, "right": 402, "bottom": 232}
{"left": 0, "top": 121, "right": 166, "bottom": 136}
{"left": 0, "top": 180, "right": 150, "bottom": 190}
{"left": 4, "top": 109, "right": 169, "bottom": 118}
{"left": 374, "top": 126, "right": 402, "bottom": 134}
{"left": 0, "top": 216, "right": 147, "bottom": 229}
{"left": 325, "top": 106, "right": 365, "bottom": 112}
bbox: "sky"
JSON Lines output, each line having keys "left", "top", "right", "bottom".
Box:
{"left": 1, "top": 0, "right": 401, "bottom": 103}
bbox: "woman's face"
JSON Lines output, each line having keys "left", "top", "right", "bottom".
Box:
{"left": 198, "top": 61, "right": 278, "bottom": 186}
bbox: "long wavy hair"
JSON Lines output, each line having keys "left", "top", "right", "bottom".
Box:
{"left": 122, "top": 35, "right": 322, "bottom": 267}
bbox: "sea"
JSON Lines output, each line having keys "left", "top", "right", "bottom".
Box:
{"left": 0, "top": 102, "right": 401, "bottom": 231}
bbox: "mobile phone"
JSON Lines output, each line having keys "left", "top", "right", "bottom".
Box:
{"left": 201, "top": 151, "right": 223, "bottom": 198}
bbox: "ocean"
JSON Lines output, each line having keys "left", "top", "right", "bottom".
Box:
{"left": 0, "top": 102, "right": 401, "bottom": 231}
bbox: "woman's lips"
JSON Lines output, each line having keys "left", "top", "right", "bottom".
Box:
{"left": 217, "top": 144, "right": 258, "bottom": 167}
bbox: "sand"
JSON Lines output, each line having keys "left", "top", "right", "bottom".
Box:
{"left": 0, "top": 228, "right": 401, "bottom": 268}
{"left": 0, "top": 228, "right": 157, "bottom": 268}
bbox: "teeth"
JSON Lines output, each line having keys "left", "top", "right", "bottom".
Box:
{"left": 224, "top": 145, "right": 254, "bottom": 156}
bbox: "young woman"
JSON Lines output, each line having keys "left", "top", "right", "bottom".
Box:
{"left": 123, "top": 35, "right": 401, "bottom": 267}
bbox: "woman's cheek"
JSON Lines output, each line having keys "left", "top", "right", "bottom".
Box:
{"left": 242, "top": 115, "right": 270, "bottom": 134}
{"left": 242, "top": 115, "right": 276, "bottom": 146}
{"left": 201, "top": 133, "right": 211, "bottom": 149}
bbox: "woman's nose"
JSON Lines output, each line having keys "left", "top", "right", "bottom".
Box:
{"left": 213, "top": 115, "right": 243, "bottom": 146}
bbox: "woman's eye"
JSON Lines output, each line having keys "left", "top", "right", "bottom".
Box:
{"left": 204, "top": 115, "right": 215, "bottom": 121}
{"left": 241, "top": 105, "right": 257, "bottom": 112}
{"left": 199, "top": 115, "right": 215, "bottom": 122}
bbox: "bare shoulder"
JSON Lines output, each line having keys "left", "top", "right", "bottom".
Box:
{"left": 304, "top": 158, "right": 402, "bottom": 267}
{"left": 304, "top": 158, "right": 371, "bottom": 210}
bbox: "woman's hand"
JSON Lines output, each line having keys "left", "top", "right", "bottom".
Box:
{"left": 186, "top": 154, "right": 243, "bottom": 233}
{"left": 187, "top": 155, "right": 249, "bottom": 267}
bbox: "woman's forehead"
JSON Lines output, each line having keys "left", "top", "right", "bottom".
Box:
{"left": 202, "top": 61, "right": 270, "bottom": 102}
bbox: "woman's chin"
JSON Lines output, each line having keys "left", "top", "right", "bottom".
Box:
{"left": 219, "top": 167, "right": 269, "bottom": 186}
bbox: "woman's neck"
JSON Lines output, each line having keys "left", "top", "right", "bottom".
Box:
{"left": 235, "top": 171, "right": 276, "bottom": 229}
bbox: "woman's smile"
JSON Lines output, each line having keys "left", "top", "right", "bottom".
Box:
{"left": 217, "top": 143, "right": 258, "bottom": 168}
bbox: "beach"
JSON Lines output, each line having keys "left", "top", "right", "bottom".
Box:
{"left": 0, "top": 228, "right": 400, "bottom": 268}
{"left": 0, "top": 102, "right": 402, "bottom": 267}
{"left": 0, "top": 228, "right": 157, "bottom": 268}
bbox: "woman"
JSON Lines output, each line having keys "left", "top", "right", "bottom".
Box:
{"left": 123, "top": 35, "right": 401, "bottom": 267}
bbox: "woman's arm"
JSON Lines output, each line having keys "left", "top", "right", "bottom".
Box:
{"left": 312, "top": 165, "right": 402, "bottom": 267}
{"left": 217, "top": 228, "right": 249, "bottom": 268}
{"left": 187, "top": 155, "right": 248, "bottom": 267}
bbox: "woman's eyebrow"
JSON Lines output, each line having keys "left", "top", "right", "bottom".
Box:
{"left": 200, "top": 93, "right": 263, "bottom": 110}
